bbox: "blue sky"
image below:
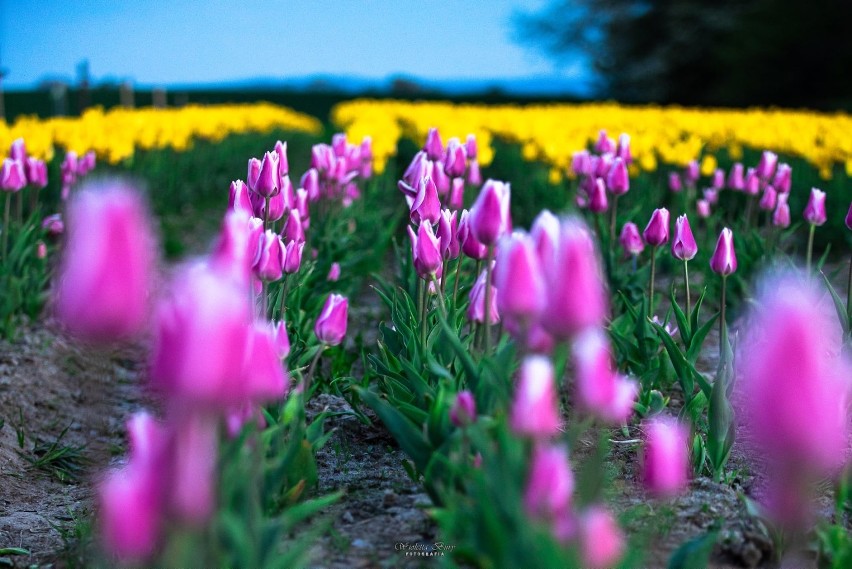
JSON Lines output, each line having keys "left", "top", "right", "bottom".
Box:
{"left": 1, "top": 0, "right": 587, "bottom": 89}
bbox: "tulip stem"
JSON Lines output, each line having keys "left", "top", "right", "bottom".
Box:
{"left": 648, "top": 246, "right": 657, "bottom": 317}
{"left": 304, "top": 345, "right": 326, "bottom": 396}
{"left": 683, "top": 260, "right": 691, "bottom": 316}
{"left": 15, "top": 192, "right": 22, "bottom": 225}
{"left": 609, "top": 194, "right": 619, "bottom": 247}
{"left": 806, "top": 223, "right": 816, "bottom": 272}
{"left": 440, "top": 259, "right": 448, "bottom": 296}
{"left": 261, "top": 280, "right": 268, "bottom": 318}
{"left": 719, "top": 275, "right": 727, "bottom": 359}
{"left": 483, "top": 246, "right": 494, "bottom": 355}
{"left": 452, "top": 255, "right": 462, "bottom": 308}
{"left": 431, "top": 275, "right": 447, "bottom": 318}
{"left": 277, "top": 276, "right": 290, "bottom": 320}
{"left": 2, "top": 192, "right": 10, "bottom": 261}
{"left": 418, "top": 279, "right": 426, "bottom": 347}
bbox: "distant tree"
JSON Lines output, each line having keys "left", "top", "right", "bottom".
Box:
{"left": 516, "top": 0, "right": 852, "bottom": 109}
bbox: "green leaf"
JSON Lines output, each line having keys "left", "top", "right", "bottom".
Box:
{"left": 821, "top": 271, "right": 850, "bottom": 336}
{"left": 0, "top": 548, "right": 29, "bottom": 556}
{"left": 689, "top": 287, "right": 707, "bottom": 335}
{"left": 355, "top": 388, "right": 433, "bottom": 471}
{"left": 670, "top": 288, "right": 692, "bottom": 347}
{"left": 686, "top": 312, "right": 719, "bottom": 364}
{"left": 667, "top": 531, "right": 718, "bottom": 569}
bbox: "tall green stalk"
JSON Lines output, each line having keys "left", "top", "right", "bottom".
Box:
{"left": 806, "top": 223, "right": 816, "bottom": 272}
{"left": 648, "top": 246, "right": 658, "bottom": 317}
{"left": 483, "top": 246, "right": 495, "bottom": 355}
{"left": 683, "top": 260, "right": 692, "bottom": 316}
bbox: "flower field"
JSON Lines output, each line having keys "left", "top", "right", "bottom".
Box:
{"left": 0, "top": 98, "right": 850, "bottom": 569}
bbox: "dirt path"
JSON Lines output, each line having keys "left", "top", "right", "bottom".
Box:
{"left": 0, "top": 322, "right": 150, "bottom": 567}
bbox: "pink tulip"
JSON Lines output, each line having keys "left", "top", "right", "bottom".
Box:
{"left": 594, "top": 130, "right": 615, "bottom": 154}
{"left": 458, "top": 209, "right": 489, "bottom": 260}
{"left": 803, "top": 187, "right": 827, "bottom": 226}
{"left": 523, "top": 443, "right": 574, "bottom": 523}
{"left": 727, "top": 163, "right": 745, "bottom": 191}
{"left": 408, "top": 223, "right": 442, "bottom": 278}
{"left": 228, "top": 180, "right": 253, "bottom": 215}
{"left": 0, "top": 158, "right": 26, "bottom": 191}
{"left": 616, "top": 133, "right": 631, "bottom": 163}
{"left": 573, "top": 329, "right": 637, "bottom": 423}
{"left": 210, "top": 210, "right": 257, "bottom": 284}
{"left": 668, "top": 172, "right": 682, "bottom": 193}
{"left": 9, "top": 138, "right": 26, "bottom": 162}
{"left": 55, "top": 182, "right": 156, "bottom": 342}
{"left": 619, "top": 222, "right": 644, "bottom": 257}
{"left": 254, "top": 230, "right": 284, "bottom": 281}
{"left": 643, "top": 208, "right": 670, "bottom": 247}
{"left": 541, "top": 218, "right": 607, "bottom": 339}
{"left": 469, "top": 179, "right": 511, "bottom": 246}
{"left": 315, "top": 294, "right": 348, "bottom": 346}
{"left": 443, "top": 137, "right": 467, "bottom": 178}
{"left": 437, "top": 209, "right": 460, "bottom": 260}
{"left": 424, "top": 127, "right": 443, "bottom": 161}
{"left": 757, "top": 150, "right": 778, "bottom": 180}
{"left": 410, "top": 176, "right": 441, "bottom": 225}
{"left": 251, "top": 152, "right": 280, "bottom": 197}
{"left": 270, "top": 320, "right": 291, "bottom": 359}
{"left": 642, "top": 417, "right": 689, "bottom": 498}
{"left": 449, "top": 390, "right": 476, "bottom": 427}
{"left": 25, "top": 157, "right": 48, "bottom": 188}
{"left": 773, "top": 194, "right": 791, "bottom": 228}
{"left": 494, "top": 232, "right": 546, "bottom": 323}
{"left": 607, "top": 158, "right": 629, "bottom": 195}
{"left": 530, "top": 209, "right": 560, "bottom": 263}
{"left": 78, "top": 151, "right": 96, "bottom": 175}
{"left": 671, "top": 215, "right": 697, "bottom": 261}
{"left": 711, "top": 168, "right": 725, "bottom": 190}
{"left": 283, "top": 209, "right": 306, "bottom": 243}
{"left": 99, "top": 465, "right": 162, "bottom": 561}
{"left": 467, "top": 159, "right": 482, "bottom": 186}
{"left": 510, "top": 356, "right": 561, "bottom": 437}
{"left": 282, "top": 240, "right": 305, "bottom": 274}
{"left": 703, "top": 187, "right": 719, "bottom": 205}
{"left": 846, "top": 202, "right": 852, "bottom": 230}
{"left": 274, "top": 140, "right": 289, "bottom": 176}
{"left": 710, "top": 228, "right": 737, "bottom": 276}
{"left": 744, "top": 168, "right": 760, "bottom": 196}
{"left": 42, "top": 213, "right": 64, "bottom": 235}
{"left": 301, "top": 168, "right": 320, "bottom": 202}
{"left": 696, "top": 199, "right": 711, "bottom": 219}
{"left": 578, "top": 506, "right": 625, "bottom": 569}
{"left": 759, "top": 186, "right": 777, "bottom": 211}
{"left": 684, "top": 160, "right": 700, "bottom": 184}
{"left": 572, "top": 150, "right": 592, "bottom": 177}
{"left": 241, "top": 321, "right": 288, "bottom": 401}
{"left": 467, "top": 267, "right": 499, "bottom": 324}
{"left": 327, "top": 262, "right": 341, "bottom": 282}
{"left": 588, "top": 177, "right": 608, "bottom": 213}
{"left": 449, "top": 177, "right": 465, "bottom": 210}
{"left": 169, "top": 413, "right": 218, "bottom": 524}
{"left": 773, "top": 163, "right": 792, "bottom": 193}
{"left": 465, "top": 134, "right": 478, "bottom": 159}
{"left": 36, "top": 240, "right": 47, "bottom": 259}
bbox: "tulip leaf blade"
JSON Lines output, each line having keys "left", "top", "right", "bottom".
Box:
{"left": 821, "top": 271, "right": 850, "bottom": 336}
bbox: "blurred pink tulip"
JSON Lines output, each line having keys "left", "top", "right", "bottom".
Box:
{"left": 696, "top": 199, "right": 711, "bottom": 219}
{"left": 424, "top": 127, "right": 443, "bottom": 161}
{"left": 458, "top": 209, "right": 489, "bottom": 260}
{"left": 469, "top": 179, "right": 511, "bottom": 246}
{"left": 578, "top": 506, "right": 625, "bottom": 569}
{"left": 282, "top": 240, "right": 305, "bottom": 274}
{"left": 573, "top": 329, "right": 637, "bottom": 423}
{"left": 315, "top": 294, "right": 348, "bottom": 346}
{"left": 642, "top": 417, "right": 689, "bottom": 498}
{"left": 668, "top": 172, "right": 682, "bottom": 193}
{"left": 254, "top": 230, "right": 284, "bottom": 281}
{"left": 510, "top": 356, "right": 561, "bottom": 437}
{"left": 437, "top": 209, "right": 460, "bottom": 260}
{"left": 449, "top": 390, "right": 476, "bottom": 427}
{"left": 588, "top": 177, "right": 608, "bottom": 213}
{"left": 327, "top": 262, "right": 341, "bottom": 282}
{"left": 523, "top": 443, "right": 574, "bottom": 523}
{"left": 410, "top": 176, "right": 441, "bottom": 225}
{"left": 494, "top": 232, "right": 545, "bottom": 323}
{"left": 467, "top": 267, "right": 499, "bottom": 324}
{"left": 757, "top": 150, "right": 778, "bottom": 180}
{"left": 0, "top": 158, "right": 26, "bottom": 191}
{"left": 443, "top": 137, "right": 467, "bottom": 178}
{"left": 619, "top": 222, "right": 644, "bottom": 257}
{"left": 607, "top": 158, "right": 629, "bottom": 195}
{"left": 803, "top": 187, "right": 827, "bottom": 226}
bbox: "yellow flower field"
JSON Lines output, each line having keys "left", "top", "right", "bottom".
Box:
{"left": 332, "top": 99, "right": 852, "bottom": 180}
{"left": 0, "top": 103, "right": 322, "bottom": 164}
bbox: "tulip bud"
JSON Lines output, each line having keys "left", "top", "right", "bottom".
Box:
{"left": 712, "top": 168, "right": 725, "bottom": 190}
{"left": 616, "top": 133, "right": 631, "bottom": 163}
{"left": 99, "top": 465, "right": 162, "bottom": 562}
{"left": 283, "top": 209, "right": 306, "bottom": 243}
{"left": 274, "top": 140, "right": 289, "bottom": 176}
{"left": 643, "top": 208, "right": 670, "bottom": 247}
{"left": 757, "top": 150, "right": 778, "bottom": 180}
{"left": 523, "top": 443, "right": 574, "bottom": 523}
{"left": 744, "top": 167, "right": 760, "bottom": 196}
{"left": 270, "top": 320, "right": 291, "bottom": 359}
{"left": 773, "top": 195, "right": 791, "bottom": 228}
{"left": 437, "top": 209, "right": 460, "bottom": 260}
{"left": 310, "top": 144, "right": 332, "bottom": 173}
{"left": 42, "top": 213, "right": 64, "bottom": 235}
{"left": 458, "top": 209, "right": 489, "bottom": 260}
{"left": 432, "top": 160, "right": 450, "bottom": 195}
{"left": 594, "top": 153, "right": 613, "bottom": 178}
{"left": 510, "top": 356, "right": 561, "bottom": 437}
{"left": 469, "top": 179, "right": 511, "bottom": 246}
{"left": 254, "top": 230, "right": 284, "bottom": 281}
{"left": 703, "top": 187, "right": 719, "bottom": 204}
{"left": 803, "top": 188, "right": 827, "bottom": 226}
{"left": 607, "top": 158, "right": 629, "bottom": 195}
{"left": 696, "top": 199, "right": 711, "bottom": 219}
{"left": 449, "top": 177, "right": 465, "bottom": 210}
{"left": 9, "top": 138, "right": 26, "bottom": 162}
{"left": 247, "top": 157, "right": 261, "bottom": 190}
{"left": 410, "top": 176, "right": 441, "bottom": 225}
{"left": 170, "top": 413, "right": 217, "bottom": 524}
{"left": 315, "top": 294, "right": 348, "bottom": 346}
{"left": 541, "top": 218, "right": 607, "bottom": 339}
{"left": 530, "top": 209, "right": 560, "bottom": 263}
{"left": 251, "top": 151, "right": 280, "bottom": 197}
{"left": 572, "top": 150, "right": 592, "bottom": 177}
{"left": 241, "top": 321, "right": 288, "bottom": 402}
{"left": 25, "top": 157, "right": 48, "bottom": 188}
{"left": 449, "top": 390, "right": 476, "bottom": 427}
{"left": 728, "top": 163, "right": 745, "bottom": 191}
{"left": 35, "top": 240, "right": 47, "bottom": 259}
{"left": 424, "top": 127, "right": 443, "bottom": 161}
{"left": 494, "top": 232, "right": 546, "bottom": 323}
{"left": 282, "top": 240, "right": 305, "bottom": 274}
{"left": 594, "top": 130, "right": 614, "bottom": 154}
{"left": 408, "top": 223, "right": 442, "bottom": 278}
{"left": 578, "top": 506, "right": 625, "bottom": 569}
{"left": 301, "top": 168, "right": 320, "bottom": 202}
{"left": 668, "top": 172, "right": 682, "bottom": 193}
{"left": 759, "top": 186, "right": 777, "bottom": 211}
{"left": 443, "top": 137, "right": 467, "bottom": 178}
{"left": 619, "top": 222, "right": 644, "bottom": 257}
{"left": 684, "top": 160, "right": 700, "bottom": 184}
{"left": 327, "top": 262, "right": 341, "bottom": 282}
{"left": 642, "top": 417, "right": 689, "bottom": 498}
{"left": 773, "top": 163, "right": 792, "bottom": 193}
{"left": 709, "top": 228, "right": 737, "bottom": 276}
{"left": 228, "top": 179, "right": 253, "bottom": 215}
{"left": 573, "top": 329, "right": 637, "bottom": 423}
{"left": 79, "top": 151, "right": 97, "bottom": 175}
{"left": 0, "top": 158, "right": 26, "bottom": 191}
{"left": 467, "top": 267, "right": 499, "bottom": 324}
{"left": 296, "top": 187, "right": 310, "bottom": 224}
{"left": 671, "top": 215, "right": 697, "bottom": 261}
{"left": 55, "top": 182, "right": 156, "bottom": 342}
{"left": 467, "top": 159, "right": 482, "bottom": 186}
{"left": 588, "top": 178, "right": 608, "bottom": 213}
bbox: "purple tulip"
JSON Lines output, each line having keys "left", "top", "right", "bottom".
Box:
{"left": 437, "top": 209, "right": 460, "bottom": 260}
{"left": 282, "top": 240, "right": 305, "bottom": 274}
{"left": 443, "top": 137, "right": 467, "bottom": 178}
{"left": 283, "top": 209, "right": 306, "bottom": 243}
{"left": 616, "top": 133, "right": 631, "bottom": 164}
{"left": 253, "top": 230, "right": 284, "bottom": 281}
{"left": 469, "top": 179, "right": 511, "bottom": 247}
{"left": 757, "top": 150, "right": 778, "bottom": 180}
{"left": 727, "top": 163, "right": 745, "bottom": 191}
{"left": 0, "top": 158, "right": 26, "bottom": 191}
{"left": 773, "top": 194, "right": 791, "bottom": 228}
{"left": 578, "top": 506, "right": 625, "bottom": 569}
{"left": 510, "top": 356, "right": 561, "bottom": 437}
{"left": 803, "top": 188, "right": 827, "bottom": 226}
{"left": 301, "top": 168, "right": 320, "bottom": 202}
{"left": 759, "top": 186, "right": 778, "bottom": 211}
{"left": 42, "top": 213, "right": 64, "bottom": 235}
{"left": 530, "top": 209, "right": 560, "bottom": 264}
{"left": 9, "top": 138, "right": 26, "bottom": 162}
{"left": 494, "top": 232, "right": 546, "bottom": 324}
{"left": 594, "top": 130, "right": 615, "bottom": 154}
{"left": 55, "top": 182, "right": 156, "bottom": 342}
{"left": 643, "top": 208, "right": 670, "bottom": 247}
{"left": 523, "top": 443, "right": 574, "bottom": 528}
{"left": 588, "top": 178, "right": 608, "bottom": 213}
{"left": 465, "top": 134, "right": 478, "bottom": 159}
{"left": 25, "top": 157, "right": 48, "bottom": 188}
{"left": 270, "top": 320, "right": 291, "bottom": 359}
{"left": 251, "top": 151, "right": 280, "bottom": 198}
{"left": 572, "top": 150, "right": 592, "bottom": 177}
{"left": 684, "top": 160, "right": 700, "bottom": 184}
{"left": 671, "top": 215, "right": 697, "bottom": 261}
{"left": 668, "top": 172, "right": 682, "bottom": 193}
{"left": 573, "top": 329, "right": 637, "bottom": 423}
{"left": 449, "top": 390, "right": 476, "bottom": 427}
{"left": 712, "top": 168, "right": 725, "bottom": 190}
{"left": 696, "top": 199, "right": 711, "bottom": 219}
{"left": 709, "top": 228, "right": 737, "bottom": 276}
{"left": 410, "top": 176, "right": 441, "bottom": 225}
{"left": 642, "top": 417, "right": 689, "bottom": 498}
{"left": 619, "top": 222, "right": 644, "bottom": 257}
{"left": 467, "top": 267, "right": 499, "bottom": 324}
{"left": 467, "top": 159, "right": 482, "bottom": 186}
{"left": 846, "top": 202, "right": 852, "bottom": 230}
{"left": 274, "top": 140, "right": 289, "bottom": 176}
{"left": 773, "top": 163, "right": 792, "bottom": 193}
{"left": 247, "top": 157, "right": 261, "bottom": 190}
{"left": 703, "top": 188, "right": 719, "bottom": 205}
{"left": 327, "top": 262, "right": 341, "bottom": 282}
{"left": 315, "top": 294, "right": 348, "bottom": 346}
{"left": 424, "top": 127, "right": 443, "bottom": 161}
{"left": 541, "top": 218, "right": 607, "bottom": 339}
{"left": 458, "top": 209, "right": 489, "bottom": 260}
{"left": 744, "top": 167, "right": 760, "bottom": 196}
{"left": 449, "top": 177, "right": 465, "bottom": 210}
{"left": 408, "top": 223, "right": 442, "bottom": 278}
{"left": 170, "top": 413, "right": 218, "bottom": 524}
{"left": 607, "top": 158, "right": 630, "bottom": 195}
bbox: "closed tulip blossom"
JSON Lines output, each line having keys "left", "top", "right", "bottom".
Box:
{"left": 449, "top": 177, "right": 465, "bottom": 210}
{"left": 759, "top": 186, "right": 777, "bottom": 211}
{"left": 619, "top": 222, "right": 644, "bottom": 259}
{"left": 643, "top": 208, "right": 670, "bottom": 314}
{"left": 803, "top": 188, "right": 827, "bottom": 270}
{"left": 0, "top": 158, "right": 26, "bottom": 191}
{"left": 572, "top": 329, "right": 637, "bottom": 423}
{"left": 55, "top": 182, "right": 157, "bottom": 342}
{"left": 744, "top": 168, "right": 760, "bottom": 196}
{"left": 283, "top": 209, "right": 306, "bottom": 244}
{"left": 668, "top": 172, "right": 682, "bottom": 193}
{"left": 270, "top": 320, "right": 291, "bottom": 360}
{"left": 241, "top": 321, "right": 288, "bottom": 402}
{"left": 449, "top": 390, "right": 477, "bottom": 427}
{"left": 274, "top": 140, "right": 289, "bottom": 176}
{"left": 588, "top": 177, "right": 608, "bottom": 213}
{"left": 469, "top": 179, "right": 511, "bottom": 247}
{"left": 408, "top": 223, "right": 443, "bottom": 279}
{"left": 607, "top": 158, "right": 629, "bottom": 195}
{"left": 458, "top": 209, "right": 489, "bottom": 260}
{"left": 773, "top": 194, "right": 791, "bottom": 228}
{"left": 684, "top": 160, "right": 700, "bottom": 185}
{"left": 523, "top": 444, "right": 574, "bottom": 532}
{"left": 42, "top": 213, "right": 64, "bottom": 235}
{"left": 757, "top": 150, "right": 778, "bottom": 180}
{"left": 541, "top": 218, "right": 607, "bottom": 339}
{"left": 642, "top": 417, "right": 689, "bottom": 498}
{"left": 436, "top": 209, "right": 460, "bottom": 261}
{"left": 251, "top": 151, "right": 280, "bottom": 198}
{"left": 282, "top": 240, "right": 305, "bottom": 274}
{"left": 169, "top": 413, "right": 218, "bottom": 524}
{"left": 846, "top": 201, "right": 852, "bottom": 230}
{"left": 315, "top": 294, "right": 348, "bottom": 346}
{"left": 616, "top": 133, "right": 631, "bottom": 163}
{"left": 228, "top": 180, "right": 253, "bottom": 215}
{"left": 530, "top": 209, "right": 561, "bottom": 263}
{"left": 424, "top": 127, "right": 443, "bottom": 161}
{"left": 712, "top": 168, "right": 725, "bottom": 190}
{"left": 728, "top": 163, "right": 745, "bottom": 190}
{"left": 773, "top": 163, "right": 792, "bottom": 193}
{"left": 672, "top": 215, "right": 698, "bottom": 312}
{"left": 710, "top": 228, "right": 737, "bottom": 355}
{"left": 696, "top": 199, "right": 711, "bottom": 219}
{"left": 254, "top": 231, "right": 284, "bottom": 282}
{"left": 738, "top": 274, "right": 851, "bottom": 526}
{"left": 703, "top": 187, "right": 719, "bottom": 204}
{"left": 467, "top": 267, "right": 499, "bottom": 324}
{"left": 510, "top": 356, "right": 561, "bottom": 437}
{"left": 572, "top": 150, "right": 592, "bottom": 176}
{"left": 301, "top": 168, "right": 320, "bottom": 201}
{"left": 494, "top": 232, "right": 546, "bottom": 325}
{"left": 25, "top": 157, "right": 48, "bottom": 188}
{"left": 327, "top": 262, "right": 341, "bottom": 282}
{"left": 410, "top": 176, "right": 441, "bottom": 225}
{"left": 594, "top": 130, "right": 615, "bottom": 154}
{"left": 467, "top": 158, "right": 482, "bottom": 186}
{"left": 443, "top": 137, "right": 467, "bottom": 178}
{"left": 578, "top": 506, "right": 625, "bottom": 569}
{"left": 210, "top": 210, "right": 257, "bottom": 285}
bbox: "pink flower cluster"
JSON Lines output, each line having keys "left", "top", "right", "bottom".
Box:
{"left": 570, "top": 130, "right": 632, "bottom": 212}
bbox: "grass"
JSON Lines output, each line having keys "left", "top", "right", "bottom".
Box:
{"left": 18, "top": 425, "right": 90, "bottom": 483}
